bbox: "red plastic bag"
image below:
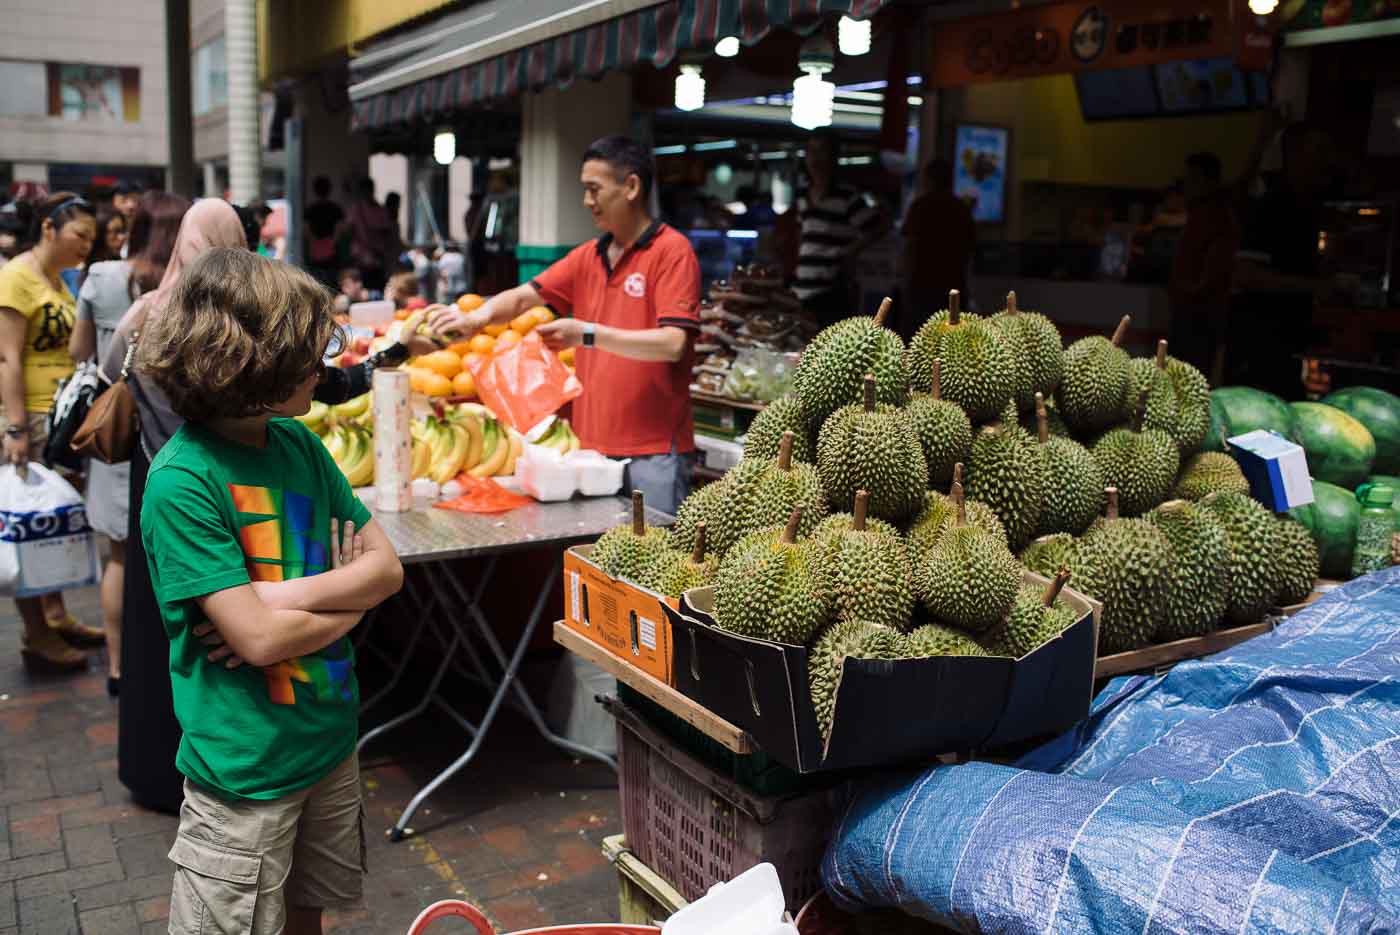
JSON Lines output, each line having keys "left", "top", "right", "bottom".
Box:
{"left": 466, "top": 331, "right": 582, "bottom": 434}
{"left": 433, "top": 476, "right": 533, "bottom": 514}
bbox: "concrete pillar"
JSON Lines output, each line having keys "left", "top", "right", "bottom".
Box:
{"left": 225, "top": 0, "right": 261, "bottom": 203}
{"left": 518, "top": 71, "right": 632, "bottom": 281}
{"left": 369, "top": 154, "right": 410, "bottom": 235}
{"left": 448, "top": 156, "right": 472, "bottom": 243}
{"left": 203, "top": 161, "right": 219, "bottom": 198}
{"left": 292, "top": 65, "right": 370, "bottom": 210}
{"left": 165, "top": 0, "right": 195, "bottom": 198}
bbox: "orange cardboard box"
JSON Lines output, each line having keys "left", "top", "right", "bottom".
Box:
{"left": 561, "top": 545, "right": 674, "bottom": 685}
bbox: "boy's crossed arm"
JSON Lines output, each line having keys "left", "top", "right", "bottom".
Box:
{"left": 195, "top": 518, "right": 404, "bottom": 668}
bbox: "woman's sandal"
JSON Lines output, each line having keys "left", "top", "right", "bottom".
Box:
{"left": 48, "top": 614, "right": 107, "bottom": 648}
{"left": 21, "top": 629, "right": 88, "bottom": 673}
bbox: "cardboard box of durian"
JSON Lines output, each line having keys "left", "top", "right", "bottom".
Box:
{"left": 663, "top": 572, "right": 1101, "bottom": 775}
{"left": 561, "top": 543, "right": 676, "bottom": 685}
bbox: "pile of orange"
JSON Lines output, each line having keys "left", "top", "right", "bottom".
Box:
{"left": 405, "top": 299, "right": 559, "bottom": 399}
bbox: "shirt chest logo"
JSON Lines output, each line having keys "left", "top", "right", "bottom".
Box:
{"left": 623, "top": 272, "right": 646, "bottom": 299}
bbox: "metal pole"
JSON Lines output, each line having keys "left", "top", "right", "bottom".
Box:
{"left": 164, "top": 0, "right": 194, "bottom": 197}
{"left": 285, "top": 116, "right": 305, "bottom": 266}
{"left": 225, "top": 0, "right": 261, "bottom": 204}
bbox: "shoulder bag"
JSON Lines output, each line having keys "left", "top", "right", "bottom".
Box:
{"left": 69, "top": 330, "right": 141, "bottom": 465}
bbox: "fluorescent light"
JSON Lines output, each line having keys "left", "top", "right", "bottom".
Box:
{"left": 832, "top": 102, "right": 884, "bottom": 115}
{"left": 838, "top": 16, "right": 872, "bottom": 56}
{"left": 1248, "top": 0, "right": 1278, "bottom": 12}
{"left": 836, "top": 90, "right": 884, "bottom": 102}
{"left": 715, "top": 36, "right": 740, "bottom": 57}
{"left": 838, "top": 155, "right": 874, "bottom": 166}
{"left": 791, "top": 71, "right": 834, "bottom": 130}
{"left": 758, "top": 151, "right": 789, "bottom": 160}
{"left": 652, "top": 144, "right": 687, "bottom": 155}
{"left": 693, "top": 139, "right": 737, "bottom": 152}
{"left": 433, "top": 130, "right": 456, "bottom": 166}
{"left": 675, "top": 64, "right": 705, "bottom": 111}
{"left": 726, "top": 230, "right": 759, "bottom": 239}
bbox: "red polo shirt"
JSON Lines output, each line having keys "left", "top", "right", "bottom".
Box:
{"left": 532, "top": 220, "right": 700, "bottom": 457}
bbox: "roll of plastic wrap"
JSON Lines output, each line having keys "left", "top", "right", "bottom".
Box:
{"left": 372, "top": 369, "right": 412, "bottom": 512}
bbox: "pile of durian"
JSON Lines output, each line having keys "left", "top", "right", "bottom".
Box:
{"left": 588, "top": 292, "right": 1320, "bottom": 740}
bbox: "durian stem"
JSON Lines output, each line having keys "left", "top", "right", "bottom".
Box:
{"left": 1110, "top": 315, "right": 1130, "bottom": 347}
{"left": 874, "top": 296, "right": 892, "bottom": 327}
{"left": 948, "top": 290, "right": 961, "bottom": 326}
{"left": 782, "top": 506, "right": 803, "bottom": 545}
{"left": 778, "top": 431, "right": 794, "bottom": 472}
{"left": 631, "top": 490, "right": 646, "bottom": 536}
{"left": 951, "top": 481, "right": 967, "bottom": 527}
{"left": 862, "top": 374, "right": 876, "bottom": 412}
{"left": 1155, "top": 339, "right": 1168, "bottom": 370}
{"left": 1133, "top": 388, "right": 1148, "bottom": 433}
{"left": 853, "top": 490, "right": 869, "bottom": 532}
{"left": 691, "top": 523, "right": 708, "bottom": 565}
{"left": 1006, "top": 291, "right": 1018, "bottom": 315}
{"left": 930, "top": 358, "right": 943, "bottom": 401}
{"left": 1035, "top": 392, "right": 1049, "bottom": 445}
{"left": 1105, "top": 487, "right": 1119, "bottom": 521}
{"left": 952, "top": 461, "right": 963, "bottom": 489}
{"left": 1044, "top": 568, "right": 1071, "bottom": 607}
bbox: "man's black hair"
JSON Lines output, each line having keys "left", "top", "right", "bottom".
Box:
{"left": 113, "top": 180, "right": 142, "bottom": 196}
{"left": 582, "top": 135, "right": 655, "bottom": 199}
{"left": 1185, "top": 151, "right": 1222, "bottom": 183}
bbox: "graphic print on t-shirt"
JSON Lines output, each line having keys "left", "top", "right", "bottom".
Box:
{"left": 227, "top": 483, "right": 353, "bottom": 706}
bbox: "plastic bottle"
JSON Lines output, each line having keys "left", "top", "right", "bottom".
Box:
{"left": 1350, "top": 483, "right": 1395, "bottom": 578}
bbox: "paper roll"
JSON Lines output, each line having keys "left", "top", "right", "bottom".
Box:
{"left": 372, "top": 369, "right": 413, "bottom": 512}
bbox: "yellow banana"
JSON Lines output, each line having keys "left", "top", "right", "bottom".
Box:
{"left": 430, "top": 420, "right": 471, "bottom": 484}
{"left": 455, "top": 410, "right": 484, "bottom": 471}
{"left": 324, "top": 424, "right": 348, "bottom": 463}
{"left": 426, "top": 418, "right": 454, "bottom": 469}
{"left": 501, "top": 430, "right": 524, "bottom": 476}
{"left": 565, "top": 430, "right": 579, "bottom": 454}
{"left": 332, "top": 393, "right": 372, "bottom": 421}
{"left": 469, "top": 420, "right": 509, "bottom": 477}
{"left": 297, "top": 401, "right": 329, "bottom": 434}
{"left": 411, "top": 438, "right": 431, "bottom": 479}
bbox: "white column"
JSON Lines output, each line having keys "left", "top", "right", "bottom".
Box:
{"left": 369, "top": 153, "right": 410, "bottom": 230}
{"left": 448, "top": 156, "right": 472, "bottom": 243}
{"left": 225, "top": 0, "right": 261, "bottom": 204}
{"left": 203, "top": 161, "right": 219, "bottom": 198}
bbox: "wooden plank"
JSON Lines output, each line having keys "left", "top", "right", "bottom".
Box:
{"left": 690, "top": 389, "right": 767, "bottom": 413}
{"left": 554, "top": 622, "right": 754, "bottom": 754}
{"left": 602, "top": 835, "right": 688, "bottom": 922}
{"left": 1095, "top": 622, "right": 1275, "bottom": 678}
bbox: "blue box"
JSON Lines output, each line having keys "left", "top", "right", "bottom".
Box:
{"left": 1228, "top": 430, "right": 1315, "bottom": 512}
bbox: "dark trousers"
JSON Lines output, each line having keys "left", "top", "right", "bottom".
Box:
{"left": 1168, "top": 304, "right": 1226, "bottom": 385}
{"left": 803, "top": 281, "right": 853, "bottom": 331}
{"left": 117, "top": 444, "right": 185, "bottom": 813}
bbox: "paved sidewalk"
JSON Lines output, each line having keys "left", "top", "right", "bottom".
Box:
{"left": 0, "top": 586, "right": 623, "bottom": 935}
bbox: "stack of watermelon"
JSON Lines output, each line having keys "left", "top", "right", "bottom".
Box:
{"left": 1208, "top": 384, "right": 1400, "bottom": 579}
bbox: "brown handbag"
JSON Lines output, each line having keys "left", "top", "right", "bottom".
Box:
{"left": 70, "top": 329, "right": 141, "bottom": 464}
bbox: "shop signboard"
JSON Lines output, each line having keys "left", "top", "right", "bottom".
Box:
{"left": 928, "top": 0, "right": 1275, "bottom": 88}
{"left": 1282, "top": 0, "right": 1400, "bottom": 31}
{"left": 953, "top": 125, "right": 1010, "bottom": 224}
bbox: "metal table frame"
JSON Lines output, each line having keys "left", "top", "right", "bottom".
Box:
{"left": 355, "top": 496, "right": 666, "bottom": 841}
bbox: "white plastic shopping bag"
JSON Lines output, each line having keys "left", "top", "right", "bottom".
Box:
{"left": 0, "top": 463, "right": 100, "bottom": 597}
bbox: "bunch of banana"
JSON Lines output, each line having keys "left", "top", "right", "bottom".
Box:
{"left": 296, "top": 401, "right": 331, "bottom": 436}
{"left": 331, "top": 392, "right": 372, "bottom": 426}
{"left": 468, "top": 415, "right": 521, "bottom": 478}
{"left": 534, "top": 418, "right": 580, "bottom": 454}
{"left": 322, "top": 420, "right": 374, "bottom": 488}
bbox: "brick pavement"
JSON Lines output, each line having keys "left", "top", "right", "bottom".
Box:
{"left": 0, "top": 586, "right": 625, "bottom": 934}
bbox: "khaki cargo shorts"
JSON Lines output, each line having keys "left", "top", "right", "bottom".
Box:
{"left": 167, "top": 752, "right": 367, "bottom": 934}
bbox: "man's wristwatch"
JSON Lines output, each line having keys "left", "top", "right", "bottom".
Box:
{"left": 581, "top": 322, "right": 596, "bottom": 348}
{"left": 4, "top": 422, "right": 28, "bottom": 439}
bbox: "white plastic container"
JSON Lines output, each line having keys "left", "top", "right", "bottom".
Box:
{"left": 348, "top": 299, "right": 395, "bottom": 327}
{"left": 518, "top": 446, "right": 578, "bottom": 501}
{"left": 570, "top": 450, "right": 629, "bottom": 497}
{"left": 661, "top": 863, "right": 796, "bottom": 935}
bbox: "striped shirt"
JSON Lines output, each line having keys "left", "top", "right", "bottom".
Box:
{"left": 794, "top": 185, "right": 881, "bottom": 301}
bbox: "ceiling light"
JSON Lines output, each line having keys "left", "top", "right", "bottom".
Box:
{"left": 792, "top": 71, "right": 835, "bottom": 130}
{"left": 715, "top": 36, "right": 740, "bottom": 57}
{"left": 693, "top": 139, "right": 737, "bottom": 152}
{"left": 675, "top": 64, "right": 705, "bottom": 111}
{"left": 838, "top": 16, "right": 872, "bottom": 56}
{"left": 1248, "top": 0, "right": 1278, "bottom": 13}
{"left": 433, "top": 130, "right": 456, "bottom": 166}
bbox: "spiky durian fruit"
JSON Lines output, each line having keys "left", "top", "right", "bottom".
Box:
{"left": 1090, "top": 390, "right": 1180, "bottom": 517}
{"left": 904, "top": 358, "right": 972, "bottom": 488}
{"left": 592, "top": 491, "right": 673, "bottom": 582}
{"left": 817, "top": 376, "right": 929, "bottom": 523}
{"left": 744, "top": 394, "right": 814, "bottom": 462}
{"left": 905, "top": 474, "right": 1008, "bottom": 561}
{"left": 793, "top": 296, "right": 907, "bottom": 426}
{"left": 916, "top": 482, "right": 1020, "bottom": 634}
{"left": 1198, "top": 490, "right": 1286, "bottom": 625}
{"left": 734, "top": 432, "right": 828, "bottom": 538}
{"left": 1172, "top": 452, "right": 1249, "bottom": 502}
{"left": 713, "top": 508, "right": 829, "bottom": 645}
{"left": 906, "top": 623, "right": 989, "bottom": 657}
{"left": 981, "top": 571, "right": 1080, "bottom": 658}
{"left": 1272, "top": 515, "right": 1320, "bottom": 606}
{"left": 1056, "top": 315, "right": 1132, "bottom": 436}
{"left": 1032, "top": 393, "right": 1105, "bottom": 535}
{"left": 1020, "top": 533, "right": 1078, "bottom": 579}
{"left": 645, "top": 523, "right": 720, "bottom": 599}
{"left": 905, "top": 290, "right": 1016, "bottom": 421}
{"left": 988, "top": 291, "right": 1064, "bottom": 410}
{"left": 812, "top": 491, "right": 914, "bottom": 631}
{"left": 964, "top": 407, "right": 1049, "bottom": 550}
{"left": 808, "top": 620, "right": 908, "bottom": 744}
{"left": 1144, "top": 500, "right": 1230, "bottom": 641}
{"left": 1071, "top": 489, "right": 1173, "bottom": 654}
{"left": 1120, "top": 340, "right": 1211, "bottom": 454}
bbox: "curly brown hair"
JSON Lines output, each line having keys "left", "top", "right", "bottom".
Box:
{"left": 139, "top": 248, "right": 344, "bottom": 423}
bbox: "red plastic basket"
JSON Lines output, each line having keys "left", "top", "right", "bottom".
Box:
{"left": 407, "top": 900, "right": 661, "bottom": 934}
{"left": 612, "top": 698, "right": 831, "bottom": 908}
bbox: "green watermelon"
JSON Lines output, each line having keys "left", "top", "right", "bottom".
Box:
{"left": 1321, "top": 387, "right": 1400, "bottom": 475}
{"left": 1289, "top": 480, "right": 1359, "bottom": 579}
{"left": 1212, "top": 387, "right": 1295, "bottom": 441}
{"left": 1202, "top": 393, "right": 1233, "bottom": 452}
{"left": 1290, "top": 402, "right": 1376, "bottom": 490}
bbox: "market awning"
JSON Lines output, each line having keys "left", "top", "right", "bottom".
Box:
{"left": 350, "top": 0, "right": 892, "bottom": 131}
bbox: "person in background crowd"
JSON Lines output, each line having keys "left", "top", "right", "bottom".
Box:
{"left": 385, "top": 271, "right": 418, "bottom": 309}
{"left": 111, "top": 181, "right": 141, "bottom": 223}
{"left": 70, "top": 191, "right": 191, "bottom": 696}
{"left": 337, "top": 267, "right": 378, "bottom": 306}
{"left": 86, "top": 208, "right": 128, "bottom": 271}
{"left": 384, "top": 191, "right": 403, "bottom": 245}
{"left": 900, "top": 158, "right": 975, "bottom": 342}
{"left": 0, "top": 202, "right": 28, "bottom": 261}
{"left": 409, "top": 245, "right": 436, "bottom": 304}
{"left": 305, "top": 175, "right": 345, "bottom": 288}
{"left": 430, "top": 136, "right": 701, "bottom": 514}
{"left": 436, "top": 242, "right": 468, "bottom": 302}
{"left": 0, "top": 192, "right": 104, "bottom": 672}
{"left": 1169, "top": 152, "right": 1239, "bottom": 384}
{"left": 347, "top": 178, "right": 400, "bottom": 293}
{"left": 794, "top": 133, "right": 889, "bottom": 329}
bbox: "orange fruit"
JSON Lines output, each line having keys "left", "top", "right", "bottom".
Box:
{"left": 529, "top": 306, "right": 556, "bottom": 325}
{"left": 394, "top": 309, "right": 410, "bottom": 320}
{"left": 452, "top": 370, "right": 477, "bottom": 399}
{"left": 468, "top": 334, "right": 496, "bottom": 355}
{"left": 406, "top": 367, "right": 430, "bottom": 395}
{"left": 420, "top": 371, "right": 454, "bottom": 397}
{"left": 447, "top": 340, "right": 474, "bottom": 357}
{"left": 494, "top": 330, "right": 522, "bottom": 351}
{"left": 484, "top": 323, "right": 509, "bottom": 338}
{"left": 462, "top": 352, "right": 487, "bottom": 370}
{"left": 455, "top": 293, "right": 484, "bottom": 312}
{"left": 418, "top": 350, "right": 463, "bottom": 380}
{"left": 509, "top": 311, "right": 538, "bottom": 335}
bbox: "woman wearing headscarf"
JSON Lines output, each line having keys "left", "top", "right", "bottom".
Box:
{"left": 108, "top": 199, "right": 441, "bottom": 810}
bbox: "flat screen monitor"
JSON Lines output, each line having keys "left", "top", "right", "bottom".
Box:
{"left": 1074, "top": 66, "right": 1159, "bottom": 120}
{"left": 953, "top": 124, "right": 1010, "bottom": 224}
{"left": 1156, "top": 57, "right": 1250, "bottom": 113}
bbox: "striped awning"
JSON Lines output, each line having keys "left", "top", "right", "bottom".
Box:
{"left": 352, "top": 0, "right": 892, "bottom": 131}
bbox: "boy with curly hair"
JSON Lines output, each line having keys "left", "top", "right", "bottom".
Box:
{"left": 138, "top": 247, "right": 403, "bottom": 935}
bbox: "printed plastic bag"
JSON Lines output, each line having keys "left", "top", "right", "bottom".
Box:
{"left": 0, "top": 463, "right": 100, "bottom": 597}
{"left": 466, "top": 330, "right": 582, "bottom": 434}
{"left": 434, "top": 475, "right": 533, "bottom": 514}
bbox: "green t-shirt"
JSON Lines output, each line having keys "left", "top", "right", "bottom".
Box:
{"left": 141, "top": 418, "right": 373, "bottom": 801}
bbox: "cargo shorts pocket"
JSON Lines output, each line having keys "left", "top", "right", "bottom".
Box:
{"left": 168, "top": 835, "right": 262, "bottom": 935}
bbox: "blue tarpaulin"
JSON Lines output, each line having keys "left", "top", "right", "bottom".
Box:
{"left": 822, "top": 569, "right": 1400, "bottom": 933}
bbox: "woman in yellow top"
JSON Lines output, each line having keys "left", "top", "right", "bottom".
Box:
{"left": 0, "top": 191, "right": 107, "bottom": 671}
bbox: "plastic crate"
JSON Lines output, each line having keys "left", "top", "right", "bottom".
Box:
{"left": 612, "top": 696, "right": 830, "bottom": 909}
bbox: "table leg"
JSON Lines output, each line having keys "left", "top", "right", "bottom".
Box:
{"left": 360, "top": 569, "right": 443, "bottom": 717}
{"left": 357, "top": 605, "right": 465, "bottom": 755}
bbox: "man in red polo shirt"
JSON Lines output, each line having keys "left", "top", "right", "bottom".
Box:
{"left": 429, "top": 136, "right": 701, "bottom": 513}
